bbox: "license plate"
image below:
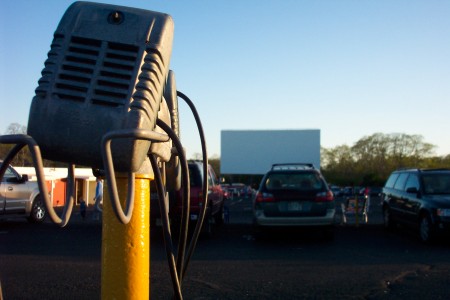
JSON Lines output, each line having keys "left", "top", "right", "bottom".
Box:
{"left": 288, "top": 202, "right": 302, "bottom": 211}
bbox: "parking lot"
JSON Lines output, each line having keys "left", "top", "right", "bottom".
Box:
{"left": 1, "top": 194, "right": 450, "bottom": 299}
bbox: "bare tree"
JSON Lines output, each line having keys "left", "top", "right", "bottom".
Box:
{"left": 5, "top": 123, "right": 27, "bottom": 135}
{"left": 1, "top": 123, "right": 30, "bottom": 166}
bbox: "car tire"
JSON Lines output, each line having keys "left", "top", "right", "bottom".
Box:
{"left": 28, "top": 196, "right": 46, "bottom": 223}
{"left": 383, "top": 206, "right": 395, "bottom": 230}
{"left": 419, "top": 214, "right": 435, "bottom": 243}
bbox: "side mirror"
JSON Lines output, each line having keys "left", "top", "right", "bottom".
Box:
{"left": 21, "top": 174, "right": 29, "bottom": 183}
{"left": 6, "top": 174, "right": 28, "bottom": 183}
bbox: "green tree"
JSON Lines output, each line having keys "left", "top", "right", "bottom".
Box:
{"left": 321, "top": 145, "right": 356, "bottom": 186}
{"left": 322, "top": 133, "right": 439, "bottom": 187}
{"left": 208, "top": 157, "right": 221, "bottom": 178}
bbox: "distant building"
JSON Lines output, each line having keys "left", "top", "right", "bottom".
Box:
{"left": 15, "top": 167, "right": 98, "bottom": 207}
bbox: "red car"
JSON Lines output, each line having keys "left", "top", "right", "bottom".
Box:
{"left": 151, "top": 161, "right": 225, "bottom": 234}
{"left": 172, "top": 161, "right": 225, "bottom": 232}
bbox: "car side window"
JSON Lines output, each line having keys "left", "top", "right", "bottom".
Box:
{"left": 2, "top": 166, "right": 17, "bottom": 182}
{"left": 393, "top": 173, "right": 409, "bottom": 190}
{"left": 404, "top": 174, "right": 420, "bottom": 192}
{"left": 385, "top": 173, "right": 399, "bottom": 188}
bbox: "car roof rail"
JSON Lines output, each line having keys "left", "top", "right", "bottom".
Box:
{"left": 418, "top": 168, "right": 450, "bottom": 172}
{"left": 395, "top": 167, "right": 417, "bottom": 171}
{"left": 271, "top": 163, "right": 315, "bottom": 171}
{"left": 395, "top": 167, "right": 450, "bottom": 173}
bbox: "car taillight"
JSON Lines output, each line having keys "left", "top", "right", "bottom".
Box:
{"left": 315, "top": 190, "right": 334, "bottom": 202}
{"left": 255, "top": 191, "right": 275, "bottom": 203}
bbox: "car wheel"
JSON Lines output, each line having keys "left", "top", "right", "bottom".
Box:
{"left": 419, "top": 214, "right": 435, "bottom": 243}
{"left": 28, "top": 196, "right": 46, "bottom": 223}
{"left": 383, "top": 206, "right": 395, "bottom": 230}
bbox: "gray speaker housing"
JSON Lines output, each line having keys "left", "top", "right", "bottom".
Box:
{"left": 28, "top": 1, "right": 174, "bottom": 172}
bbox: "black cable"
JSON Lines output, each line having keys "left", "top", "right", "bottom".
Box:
{"left": 156, "top": 119, "right": 190, "bottom": 283}
{"left": 155, "top": 90, "right": 209, "bottom": 292}
{"left": 176, "top": 91, "right": 209, "bottom": 279}
{"left": 149, "top": 154, "right": 183, "bottom": 300}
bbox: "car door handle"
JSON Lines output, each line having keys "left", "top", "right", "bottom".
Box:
{"left": 8, "top": 186, "right": 13, "bottom": 191}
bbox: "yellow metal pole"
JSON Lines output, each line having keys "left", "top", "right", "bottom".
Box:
{"left": 101, "top": 171, "right": 153, "bottom": 300}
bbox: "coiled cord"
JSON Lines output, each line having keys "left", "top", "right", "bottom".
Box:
{"left": 151, "top": 91, "right": 209, "bottom": 299}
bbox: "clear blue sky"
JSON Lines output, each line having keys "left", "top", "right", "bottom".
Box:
{"left": 1, "top": 0, "right": 450, "bottom": 159}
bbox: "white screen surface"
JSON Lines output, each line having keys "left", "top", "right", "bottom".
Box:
{"left": 221, "top": 130, "right": 320, "bottom": 175}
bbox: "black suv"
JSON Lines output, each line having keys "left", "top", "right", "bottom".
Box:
{"left": 381, "top": 168, "right": 450, "bottom": 242}
{"left": 253, "top": 163, "right": 335, "bottom": 237}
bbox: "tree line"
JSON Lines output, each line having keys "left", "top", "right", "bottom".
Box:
{"left": 321, "top": 132, "right": 450, "bottom": 187}
{"left": 0, "top": 123, "right": 33, "bottom": 166}
{"left": 2, "top": 124, "right": 450, "bottom": 187}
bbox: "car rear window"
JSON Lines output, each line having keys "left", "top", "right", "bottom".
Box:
{"left": 264, "top": 172, "right": 325, "bottom": 191}
{"left": 188, "top": 164, "right": 203, "bottom": 188}
{"left": 422, "top": 173, "right": 450, "bottom": 195}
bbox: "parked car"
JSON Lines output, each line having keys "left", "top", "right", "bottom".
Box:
{"left": 0, "top": 162, "right": 46, "bottom": 222}
{"left": 381, "top": 168, "right": 450, "bottom": 243}
{"left": 219, "top": 183, "right": 231, "bottom": 200}
{"left": 151, "top": 161, "right": 225, "bottom": 234}
{"left": 342, "top": 186, "right": 361, "bottom": 197}
{"left": 330, "top": 185, "right": 343, "bottom": 197}
{"left": 359, "top": 186, "right": 382, "bottom": 198}
{"left": 253, "top": 163, "right": 335, "bottom": 238}
{"left": 228, "top": 183, "right": 246, "bottom": 198}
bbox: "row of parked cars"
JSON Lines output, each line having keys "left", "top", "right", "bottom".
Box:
{"left": 330, "top": 186, "right": 382, "bottom": 198}
{"left": 252, "top": 163, "right": 450, "bottom": 243}
{"left": 220, "top": 183, "right": 254, "bottom": 200}
{"left": 3, "top": 159, "right": 450, "bottom": 243}
{"left": 250, "top": 163, "right": 450, "bottom": 243}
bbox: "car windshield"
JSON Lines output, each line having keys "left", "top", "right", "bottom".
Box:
{"left": 264, "top": 172, "right": 324, "bottom": 191}
{"left": 422, "top": 173, "right": 450, "bottom": 195}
